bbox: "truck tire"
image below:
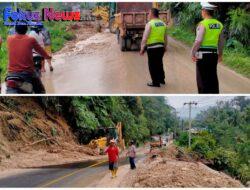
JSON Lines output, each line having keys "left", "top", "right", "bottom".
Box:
{"left": 109, "top": 17, "right": 117, "bottom": 34}
{"left": 120, "top": 37, "right": 126, "bottom": 51}
{"left": 126, "top": 38, "right": 132, "bottom": 51}
{"left": 116, "top": 29, "right": 120, "bottom": 44}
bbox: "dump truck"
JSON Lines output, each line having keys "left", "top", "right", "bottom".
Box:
{"left": 114, "top": 3, "right": 169, "bottom": 51}
{"left": 88, "top": 122, "right": 125, "bottom": 154}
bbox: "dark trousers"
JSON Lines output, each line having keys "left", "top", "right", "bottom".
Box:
{"left": 196, "top": 53, "right": 219, "bottom": 94}
{"left": 146, "top": 47, "right": 165, "bottom": 84}
{"left": 129, "top": 157, "right": 136, "bottom": 169}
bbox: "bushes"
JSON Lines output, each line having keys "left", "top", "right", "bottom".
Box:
{"left": 177, "top": 131, "right": 250, "bottom": 184}
{"left": 167, "top": 26, "right": 195, "bottom": 46}
{"left": 46, "top": 22, "right": 76, "bottom": 52}
{"left": 213, "top": 148, "right": 250, "bottom": 184}
{"left": 176, "top": 131, "right": 189, "bottom": 146}
{"left": 228, "top": 8, "right": 250, "bottom": 45}
{"left": 191, "top": 132, "right": 216, "bottom": 159}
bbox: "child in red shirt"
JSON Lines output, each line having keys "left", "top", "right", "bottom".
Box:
{"left": 105, "top": 139, "right": 119, "bottom": 178}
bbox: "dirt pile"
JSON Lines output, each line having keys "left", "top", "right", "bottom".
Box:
{"left": 0, "top": 97, "right": 98, "bottom": 171}
{"left": 122, "top": 144, "right": 243, "bottom": 188}
{"left": 57, "top": 22, "right": 106, "bottom": 56}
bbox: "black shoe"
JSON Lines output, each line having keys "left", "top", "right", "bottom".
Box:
{"left": 147, "top": 82, "right": 160, "bottom": 87}
{"left": 160, "top": 81, "right": 166, "bottom": 85}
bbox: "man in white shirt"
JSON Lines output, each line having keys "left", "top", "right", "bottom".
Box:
{"left": 29, "top": 25, "right": 46, "bottom": 72}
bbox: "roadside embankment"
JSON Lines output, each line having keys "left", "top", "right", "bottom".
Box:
{"left": 100, "top": 144, "right": 243, "bottom": 188}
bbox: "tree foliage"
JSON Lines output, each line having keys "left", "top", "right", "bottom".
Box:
{"left": 37, "top": 96, "right": 175, "bottom": 144}
{"left": 176, "top": 96, "right": 250, "bottom": 184}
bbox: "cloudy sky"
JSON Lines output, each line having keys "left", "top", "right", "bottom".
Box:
{"left": 166, "top": 96, "right": 235, "bottom": 109}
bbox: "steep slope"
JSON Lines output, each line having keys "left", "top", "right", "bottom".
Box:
{"left": 0, "top": 97, "right": 97, "bottom": 171}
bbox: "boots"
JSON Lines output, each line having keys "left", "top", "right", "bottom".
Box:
{"left": 114, "top": 168, "right": 118, "bottom": 177}
{"left": 111, "top": 170, "right": 115, "bottom": 178}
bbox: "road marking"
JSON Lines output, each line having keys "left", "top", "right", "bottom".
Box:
{"left": 39, "top": 160, "right": 108, "bottom": 187}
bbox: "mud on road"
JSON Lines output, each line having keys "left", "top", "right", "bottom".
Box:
{"left": 42, "top": 27, "right": 250, "bottom": 94}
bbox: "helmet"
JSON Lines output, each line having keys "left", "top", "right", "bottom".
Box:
{"left": 200, "top": 2, "right": 217, "bottom": 10}
{"left": 37, "top": 22, "right": 44, "bottom": 29}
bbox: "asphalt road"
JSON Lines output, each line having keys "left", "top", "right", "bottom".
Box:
{"left": 0, "top": 156, "right": 140, "bottom": 187}
{"left": 41, "top": 32, "right": 250, "bottom": 94}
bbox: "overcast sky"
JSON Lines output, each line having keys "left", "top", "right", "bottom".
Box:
{"left": 166, "top": 96, "right": 235, "bottom": 109}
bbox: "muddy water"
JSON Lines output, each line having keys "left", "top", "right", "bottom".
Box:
{"left": 6, "top": 32, "right": 249, "bottom": 94}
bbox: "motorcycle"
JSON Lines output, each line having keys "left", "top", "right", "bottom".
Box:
{"left": 5, "top": 55, "right": 46, "bottom": 94}
{"left": 33, "top": 54, "right": 44, "bottom": 78}
{"left": 5, "top": 73, "right": 34, "bottom": 94}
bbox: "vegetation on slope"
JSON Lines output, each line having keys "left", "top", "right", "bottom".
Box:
{"left": 175, "top": 97, "right": 250, "bottom": 184}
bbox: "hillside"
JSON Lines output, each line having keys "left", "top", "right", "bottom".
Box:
{"left": 0, "top": 97, "right": 98, "bottom": 171}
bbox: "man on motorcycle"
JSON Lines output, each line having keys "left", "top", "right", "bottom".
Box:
{"left": 6, "top": 24, "right": 51, "bottom": 94}
{"left": 29, "top": 25, "right": 46, "bottom": 76}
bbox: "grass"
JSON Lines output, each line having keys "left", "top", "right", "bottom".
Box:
{"left": 167, "top": 26, "right": 195, "bottom": 46}
{"left": 223, "top": 50, "right": 250, "bottom": 78}
{"left": 45, "top": 21, "right": 76, "bottom": 52}
{"left": 0, "top": 20, "right": 75, "bottom": 82}
{"left": 167, "top": 26, "right": 250, "bottom": 78}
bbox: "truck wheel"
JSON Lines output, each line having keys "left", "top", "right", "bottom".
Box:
{"left": 136, "top": 38, "right": 142, "bottom": 50}
{"left": 120, "top": 37, "right": 126, "bottom": 51}
{"left": 126, "top": 38, "right": 132, "bottom": 51}
{"left": 109, "top": 18, "right": 117, "bottom": 34}
{"left": 116, "top": 29, "right": 120, "bottom": 44}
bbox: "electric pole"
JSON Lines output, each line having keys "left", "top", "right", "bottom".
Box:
{"left": 183, "top": 101, "right": 197, "bottom": 147}
{"left": 173, "top": 110, "right": 179, "bottom": 139}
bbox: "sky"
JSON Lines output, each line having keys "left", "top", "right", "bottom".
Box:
{"left": 166, "top": 96, "right": 235, "bottom": 109}
{"left": 166, "top": 96, "right": 237, "bottom": 118}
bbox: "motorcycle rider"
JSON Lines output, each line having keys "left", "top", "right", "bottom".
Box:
{"left": 29, "top": 24, "right": 45, "bottom": 76}
{"left": 40, "top": 23, "right": 54, "bottom": 72}
{"left": 6, "top": 24, "right": 51, "bottom": 94}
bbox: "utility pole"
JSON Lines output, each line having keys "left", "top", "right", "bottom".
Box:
{"left": 183, "top": 101, "right": 197, "bottom": 147}
{"left": 173, "top": 110, "right": 179, "bottom": 139}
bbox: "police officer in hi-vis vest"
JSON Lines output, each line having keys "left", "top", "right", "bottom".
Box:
{"left": 191, "top": 3, "right": 224, "bottom": 94}
{"left": 140, "top": 8, "right": 167, "bottom": 87}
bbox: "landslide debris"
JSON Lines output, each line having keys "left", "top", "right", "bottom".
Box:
{"left": 57, "top": 22, "right": 111, "bottom": 56}
{"left": 0, "top": 97, "right": 98, "bottom": 171}
{"left": 122, "top": 144, "right": 243, "bottom": 188}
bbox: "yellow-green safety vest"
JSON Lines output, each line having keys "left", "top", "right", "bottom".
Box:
{"left": 146, "top": 19, "right": 167, "bottom": 46}
{"left": 199, "top": 18, "right": 223, "bottom": 49}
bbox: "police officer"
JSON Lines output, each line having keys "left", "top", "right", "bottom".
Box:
{"left": 140, "top": 8, "right": 167, "bottom": 87}
{"left": 191, "top": 3, "right": 224, "bottom": 94}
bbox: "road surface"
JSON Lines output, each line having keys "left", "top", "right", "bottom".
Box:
{"left": 0, "top": 156, "right": 141, "bottom": 187}
{"left": 41, "top": 32, "right": 250, "bottom": 94}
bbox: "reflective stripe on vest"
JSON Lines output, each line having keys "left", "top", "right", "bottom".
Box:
{"left": 200, "top": 18, "right": 223, "bottom": 49}
{"left": 146, "top": 19, "right": 167, "bottom": 45}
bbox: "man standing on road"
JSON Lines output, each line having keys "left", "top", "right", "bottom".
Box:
{"left": 140, "top": 8, "right": 167, "bottom": 88}
{"left": 191, "top": 3, "right": 224, "bottom": 94}
{"left": 126, "top": 141, "right": 136, "bottom": 170}
{"left": 105, "top": 139, "right": 119, "bottom": 178}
